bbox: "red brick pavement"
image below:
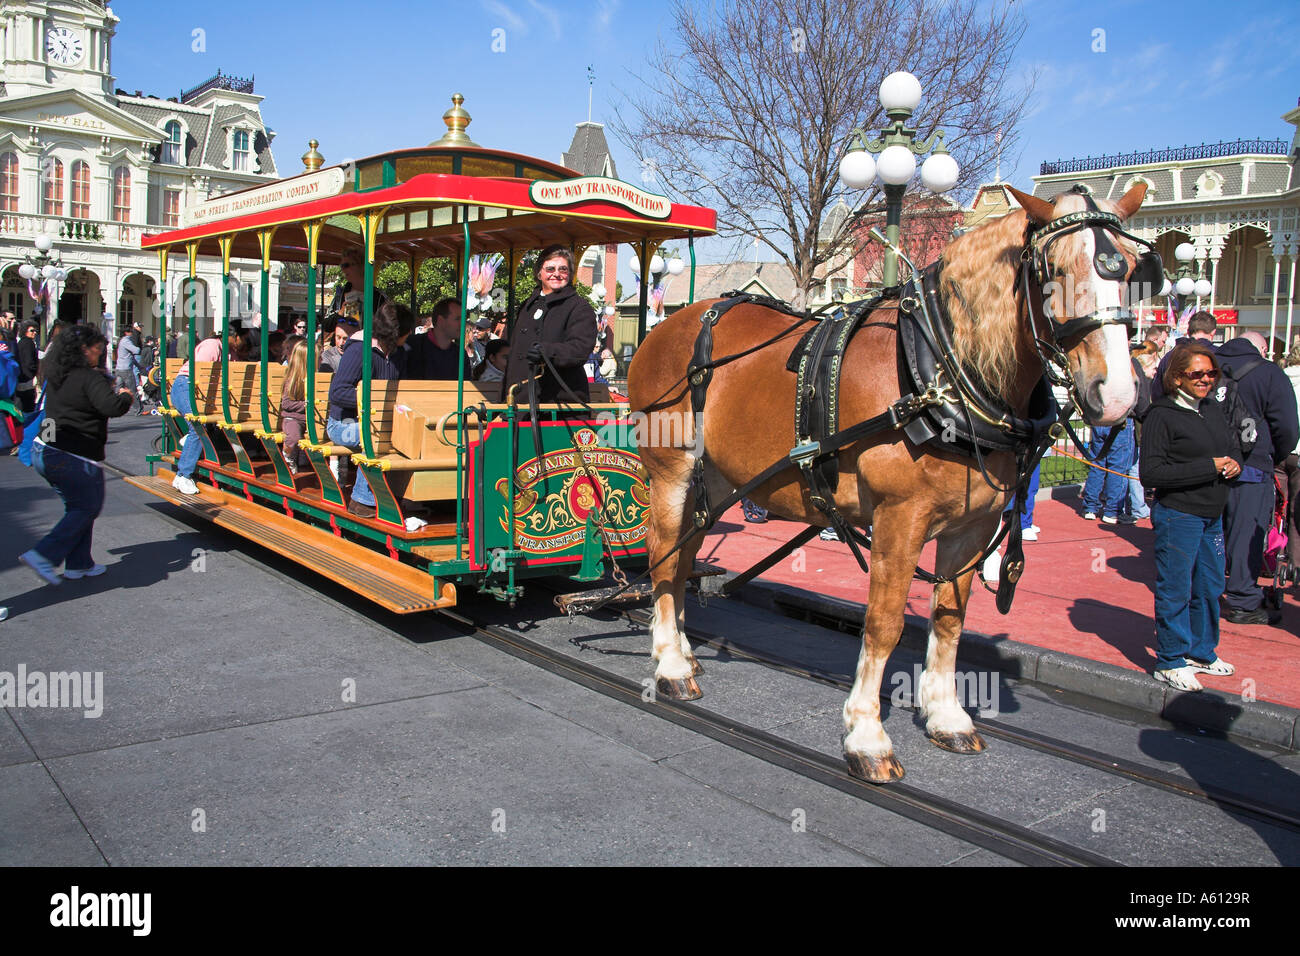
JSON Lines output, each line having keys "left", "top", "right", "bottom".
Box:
{"left": 701, "top": 497, "right": 1300, "bottom": 709}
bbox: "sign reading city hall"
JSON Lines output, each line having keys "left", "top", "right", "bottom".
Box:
{"left": 181, "top": 167, "right": 346, "bottom": 228}
{"left": 530, "top": 177, "right": 671, "bottom": 220}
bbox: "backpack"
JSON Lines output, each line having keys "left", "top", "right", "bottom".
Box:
{"left": 1211, "top": 358, "right": 1264, "bottom": 460}
{"left": 0, "top": 345, "right": 18, "bottom": 401}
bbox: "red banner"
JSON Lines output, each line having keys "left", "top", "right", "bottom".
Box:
{"left": 1211, "top": 308, "right": 1238, "bottom": 325}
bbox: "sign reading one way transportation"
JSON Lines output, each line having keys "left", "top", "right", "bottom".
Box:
{"left": 530, "top": 176, "right": 670, "bottom": 220}
{"left": 181, "top": 167, "right": 346, "bottom": 228}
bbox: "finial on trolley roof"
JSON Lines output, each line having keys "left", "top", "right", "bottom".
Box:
{"left": 301, "top": 139, "right": 324, "bottom": 171}
{"left": 430, "top": 93, "right": 478, "bottom": 147}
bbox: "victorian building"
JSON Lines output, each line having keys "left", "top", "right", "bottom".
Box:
{"left": 1032, "top": 99, "right": 1300, "bottom": 354}
{"left": 0, "top": 0, "right": 280, "bottom": 338}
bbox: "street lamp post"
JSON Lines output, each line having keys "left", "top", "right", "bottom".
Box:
{"left": 1171, "top": 241, "right": 1213, "bottom": 313}
{"left": 631, "top": 250, "right": 684, "bottom": 338}
{"left": 838, "top": 71, "right": 961, "bottom": 288}
{"left": 18, "top": 233, "right": 67, "bottom": 332}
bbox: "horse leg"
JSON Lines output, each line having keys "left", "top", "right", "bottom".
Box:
{"left": 918, "top": 531, "right": 990, "bottom": 754}
{"left": 843, "top": 507, "right": 926, "bottom": 784}
{"left": 646, "top": 452, "right": 702, "bottom": 700}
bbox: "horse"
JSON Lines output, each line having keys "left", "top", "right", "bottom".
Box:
{"left": 626, "top": 182, "right": 1149, "bottom": 784}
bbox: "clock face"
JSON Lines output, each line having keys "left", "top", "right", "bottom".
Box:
{"left": 46, "top": 27, "right": 84, "bottom": 66}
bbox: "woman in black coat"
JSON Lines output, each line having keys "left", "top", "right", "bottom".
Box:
{"left": 501, "top": 244, "right": 597, "bottom": 404}
{"left": 1140, "top": 342, "right": 1242, "bottom": 693}
{"left": 19, "top": 324, "right": 133, "bottom": 585}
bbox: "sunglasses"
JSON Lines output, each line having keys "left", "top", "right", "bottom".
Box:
{"left": 1183, "top": 370, "right": 1218, "bottom": 381}
{"left": 542, "top": 266, "right": 569, "bottom": 275}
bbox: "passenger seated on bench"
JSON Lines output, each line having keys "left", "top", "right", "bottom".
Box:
{"left": 404, "top": 297, "right": 463, "bottom": 380}
{"left": 280, "top": 337, "right": 316, "bottom": 474}
{"left": 169, "top": 326, "right": 240, "bottom": 496}
{"left": 326, "top": 301, "right": 414, "bottom": 518}
{"left": 321, "top": 315, "right": 354, "bottom": 372}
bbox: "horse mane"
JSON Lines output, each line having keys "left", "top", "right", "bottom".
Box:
{"left": 936, "top": 209, "right": 1032, "bottom": 405}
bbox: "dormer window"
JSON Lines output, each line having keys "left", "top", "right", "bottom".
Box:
{"left": 162, "top": 121, "right": 183, "bottom": 165}
{"left": 232, "top": 130, "right": 250, "bottom": 172}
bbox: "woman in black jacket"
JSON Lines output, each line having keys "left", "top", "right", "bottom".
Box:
{"left": 14, "top": 320, "right": 39, "bottom": 412}
{"left": 19, "top": 324, "right": 133, "bottom": 585}
{"left": 1139, "top": 342, "right": 1242, "bottom": 692}
{"left": 501, "top": 244, "right": 597, "bottom": 404}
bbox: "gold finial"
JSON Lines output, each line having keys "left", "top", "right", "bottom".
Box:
{"left": 302, "top": 139, "right": 324, "bottom": 171}
{"left": 430, "top": 93, "right": 478, "bottom": 147}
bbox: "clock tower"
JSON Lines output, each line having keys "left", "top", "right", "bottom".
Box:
{"left": 0, "top": 0, "right": 118, "bottom": 99}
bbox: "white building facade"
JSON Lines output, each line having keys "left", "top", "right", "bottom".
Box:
{"left": 0, "top": 0, "right": 281, "bottom": 339}
{"left": 1033, "top": 100, "right": 1300, "bottom": 355}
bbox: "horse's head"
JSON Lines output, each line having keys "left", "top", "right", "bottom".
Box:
{"left": 1007, "top": 182, "right": 1155, "bottom": 426}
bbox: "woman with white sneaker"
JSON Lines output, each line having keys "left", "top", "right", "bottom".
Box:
{"left": 1140, "top": 342, "right": 1241, "bottom": 692}
{"left": 20, "top": 324, "right": 133, "bottom": 585}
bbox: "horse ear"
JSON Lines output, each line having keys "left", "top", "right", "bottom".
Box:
{"left": 1113, "top": 181, "right": 1148, "bottom": 220}
{"left": 1007, "top": 186, "right": 1054, "bottom": 226}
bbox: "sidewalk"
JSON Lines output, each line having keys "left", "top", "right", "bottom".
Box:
{"left": 701, "top": 491, "right": 1300, "bottom": 710}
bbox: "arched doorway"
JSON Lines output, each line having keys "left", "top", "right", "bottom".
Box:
{"left": 119, "top": 272, "right": 157, "bottom": 337}
{"left": 58, "top": 269, "right": 103, "bottom": 326}
{"left": 0, "top": 264, "right": 29, "bottom": 324}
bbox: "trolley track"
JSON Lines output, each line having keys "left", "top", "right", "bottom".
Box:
{"left": 440, "top": 607, "right": 1115, "bottom": 867}
{"left": 601, "top": 600, "right": 1300, "bottom": 837}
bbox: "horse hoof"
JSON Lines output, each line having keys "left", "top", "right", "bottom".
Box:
{"left": 656, "top": 676, "right": 702, "bottom": 700}
{"left": 845, "top": 751, "right": 905, "bottom": 784}
{"left": 689, "top": 658, "right": 705, "bottom": 677}
{"left": 928, "top": 730, "right": 987, "bottom": 754}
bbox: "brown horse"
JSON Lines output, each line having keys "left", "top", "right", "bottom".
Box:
{"left": 627, "top": 183, "right": 1149, "bottom": 783}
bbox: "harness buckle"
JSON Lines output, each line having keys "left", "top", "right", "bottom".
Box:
{"left": 789, "top": 440, "right": 821, "bottom": 464}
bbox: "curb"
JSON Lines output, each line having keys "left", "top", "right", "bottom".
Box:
{"left": 727, "top": 577, "right": 1299, "bottom": 753}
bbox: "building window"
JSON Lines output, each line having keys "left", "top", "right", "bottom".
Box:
{"left": 162, "top": 121, "right": 183, "bottom": 165}
{"left": 119, "top": 296, "right": 134, "bottom": 331}
{"left": 42, "top": 158, "right": 64, "bottom": 215}
{"left": 71, "top": 161, "right": 91, "bottom": 218}
{"left": 232, "top": 130, "right": 250, "bottom": 171}
{"left": 163, "top": 189, "right": 180, "bottom": 228}
{"left": 0, "top": 152, "right": 18, "bottom": 213}
{"left": 112, "top": 167, "right": 131, "bottom": 223}
{"left": 6, "top": 292, "right": 24, "bottom": 321}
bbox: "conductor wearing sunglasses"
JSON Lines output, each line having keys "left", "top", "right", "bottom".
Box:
{"left": 1139, "top": 342, "right": 1243, "bottom": 692}
{"left": 501, "top": 244, "right": 597, "bottom": 404}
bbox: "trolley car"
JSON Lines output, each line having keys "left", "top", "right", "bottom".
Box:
{"left": 126, "top": 96, "right": 716, "bottom": 613}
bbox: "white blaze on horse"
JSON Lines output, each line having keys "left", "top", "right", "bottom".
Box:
{"left": 627, "top": 182, "right": 1150, "bottom": 783}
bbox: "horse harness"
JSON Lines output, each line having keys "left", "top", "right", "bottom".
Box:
{"left": 678, "top": 195, "right": 1159, "bottom": 611}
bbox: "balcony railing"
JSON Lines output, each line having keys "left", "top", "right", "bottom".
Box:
{"left": 1040, "top": 139, "right": 1292, "bottom": 175}
{"left": 0, "top": 213, "right": 146, "bottom": 247}
{"left": 181, "top": 68, "right": 255, "bottom": 103}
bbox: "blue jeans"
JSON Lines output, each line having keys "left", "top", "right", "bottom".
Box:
{"left": 1001, "top": 463, "right": 1040, "bottom": 529}
{"left": 1152, "top": 502, "right": 1224, "bottom": 670}
{"left": 33, "top": 445, "right": 106, "bottom": 572}
{"left": 170, "top": 375, "right": 203, "bottom": 478}
{"left": 1082, "top": 424, "right": 1134, "bottom": 518}
{"left": 326, "top": 417, "right": 373, "bottom": 506}
{"left": 1125, "top": 459, "right": 1150, "bottom": 519}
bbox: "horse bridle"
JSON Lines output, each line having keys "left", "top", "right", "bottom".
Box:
{"left": 1019, "top": 187, "right": 1162, "bottom": 394}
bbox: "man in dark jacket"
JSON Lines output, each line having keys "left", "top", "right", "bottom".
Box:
{"left": 501, "top": 245, "right": 597, "bottom": 404}
{"left": 14, "top": 320, "right": 39, "bottom": 412}
{"left": 1217, "top": 331, "right": 1300, "bottom": 625}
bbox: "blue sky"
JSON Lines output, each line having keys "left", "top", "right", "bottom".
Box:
{"left": 111, "top": 0, "right": 1299, "bottom": 281}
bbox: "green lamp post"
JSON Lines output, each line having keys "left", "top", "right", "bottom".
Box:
{"left": 838, "top": 71, "right": 960, "bottom": 288}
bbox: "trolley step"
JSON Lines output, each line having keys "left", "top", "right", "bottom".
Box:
{"left": 125, "top": 469, "right": 456, "bottom": 614}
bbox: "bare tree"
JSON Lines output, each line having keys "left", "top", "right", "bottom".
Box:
{"left": 611, "top": 0, "right": 1029, "bottom": 300}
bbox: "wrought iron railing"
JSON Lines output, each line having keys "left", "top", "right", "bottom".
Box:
{"left": 181, "top": 68, "right": 255, "bottom": 103}
{"left": 1040, "top": 139, "right": 1291, "bottom": 175}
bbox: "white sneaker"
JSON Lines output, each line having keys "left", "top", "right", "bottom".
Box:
{"left": 1154, "top": 666, "right": 1203, "bottom": 692}
{"left": 19, "top": 549, "right": 62, "bottom": 586}
{"left": 819, "top": 527, "right": 840, "bottom": 541}
{"left": 172, "top": 474, "right": 199, "bottom": 495}
{"left": 1021, "top": 527, "right": 1038, "bottom": 542}
{"left": 63, "top": 564, "right": 107, "bottom": 579}
{"left": 1030, "top": 524, "right": 1040, "bottom": 534}
{"left": 1101, "top": 515, "right": 1118, "bottom": 525}
{"left": 1187, "top": 658, "right": 1235, "bottom": 676}
{"left": 982, "top": 549, "right": 1002, "bottom": 582}
{"left": 1082, "top": 511, "right": 1097, "bottom": 521}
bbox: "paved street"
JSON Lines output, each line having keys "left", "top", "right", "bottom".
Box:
{"left": 1, "top": 416, "right": 1298, "bottom": 865}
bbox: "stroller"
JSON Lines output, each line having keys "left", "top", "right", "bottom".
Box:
{"left": 1263, "top": 474, "right": 1294, "bottom": 608}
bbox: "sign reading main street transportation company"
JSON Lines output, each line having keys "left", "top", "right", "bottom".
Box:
{"left": 181, "top": 167, "right": 346, "bottom": 227}
{"left": 530, "top": 177, "right": 670, "bottom": 220}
